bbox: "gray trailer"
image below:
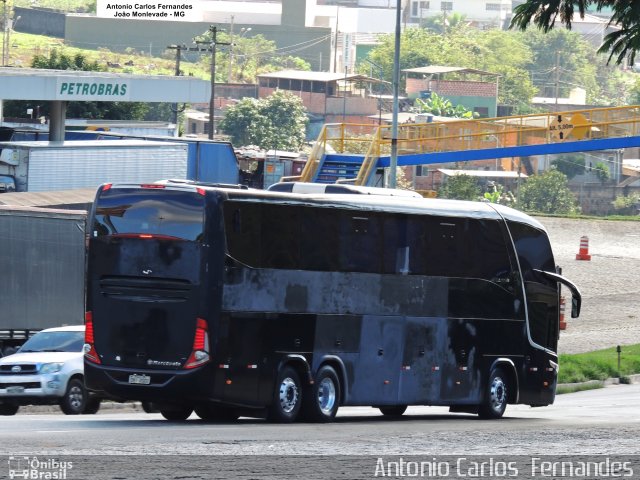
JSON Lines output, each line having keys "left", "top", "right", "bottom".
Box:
{"left": 0, "top": 139, "right": 189, "bottom": 192}
{"left": 0, "top": 205, "right": 87, "bottom": 356}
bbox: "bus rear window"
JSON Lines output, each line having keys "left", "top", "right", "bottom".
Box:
{"left": 93, "top": 188, "right": 205, "bottom": 241}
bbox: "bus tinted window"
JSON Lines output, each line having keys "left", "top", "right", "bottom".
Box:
{"left": 93, "top": 188, "right": 205, "bottom": 241}
{"left": 223, "top": 201, "right": 513, "bottom": 284}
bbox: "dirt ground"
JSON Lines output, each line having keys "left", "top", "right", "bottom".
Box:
{"left": 534, "top": 216, "right": 640, "bottom": 354}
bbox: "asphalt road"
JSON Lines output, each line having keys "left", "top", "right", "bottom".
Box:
{"left": 1, "top": 385, "right": 638, "bottom": 479}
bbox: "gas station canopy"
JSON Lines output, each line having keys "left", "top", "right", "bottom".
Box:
{"left": 0, "top": 67, "right": 209, "bottom": 102}
{"left": 0, "top": 67, "right": 210, "bottom": 140}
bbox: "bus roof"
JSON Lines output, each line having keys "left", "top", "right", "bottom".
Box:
{"left": 103, "top": 181, "right": 546, "bottom": 231}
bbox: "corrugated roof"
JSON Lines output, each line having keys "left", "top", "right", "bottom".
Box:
{"left": 438, "top": 169, "right": 528, "bottom": 179}
{"left": 402, "top": 66, "right": 499, "bottom": 77}
{"left": 0, "top": 188, "right": 96, "bottom": 208}
{"left": 257, "top": 70, "right": 380, "bottom": 83}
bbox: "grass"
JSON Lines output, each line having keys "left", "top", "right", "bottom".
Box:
{"left": 558, "top": 344, "right": 640, "bottom": 384}
{"left": 8, "top": 31, "right": 209, "bottom": 79}
{"left": 14, "top": 0, "right": 93, "bottom": 12}
{"left": 556, "top": 382, "right": 604, "bottom": 395}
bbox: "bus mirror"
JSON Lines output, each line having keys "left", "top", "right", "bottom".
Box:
{"left": 571, "top": 295, "right": 581, "bottom": 318}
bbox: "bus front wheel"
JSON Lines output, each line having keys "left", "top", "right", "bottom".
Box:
{"left": 267, "top": 365, "right": 302, "bottom": 423}
{"left": 160, "top": 406, "right": 193, "bottom": 421}
{"left": 479, "top": 367, "right": 508, "bottom": 419}
{"left": 301, "top": 365, "right": 340, "bottom": 422}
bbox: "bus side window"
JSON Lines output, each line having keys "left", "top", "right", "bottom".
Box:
{"left": 383, "top": 214, "right": 410, "bottom": 274}
{"left": 340, "top": 213, "right": 382, "bottom": 274}
{"left": 261, "top": 204, "right": 300, "bottom": 269}
{"left": 300, "top": 206, "right": 340, "bottom": 272}
{"left": 223, "top": 202, "right": 262, "bottom": 268}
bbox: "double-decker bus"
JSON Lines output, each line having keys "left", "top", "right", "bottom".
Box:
{"left": 84, "top": 181, "right": 581, "bottom": 422}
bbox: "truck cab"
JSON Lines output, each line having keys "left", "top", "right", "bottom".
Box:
{"left": 0, "top": 174, "right": 16, "bottom": 193}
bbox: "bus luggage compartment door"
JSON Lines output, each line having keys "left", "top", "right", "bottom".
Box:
{"left": 348, "top": 316, "right": 403, "bottom": 405}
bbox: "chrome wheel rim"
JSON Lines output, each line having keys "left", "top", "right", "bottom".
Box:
{"left": 278, "top": 377, "right": 299, "bottom": 413}
{"left": 489, "top": 376, "right": 506, "bottom": 412}
{"left": 68, "top": 385, "right": 84, "bottom": 410}
{"left": 317, "top": 377, "right": 336, "bottom": 415}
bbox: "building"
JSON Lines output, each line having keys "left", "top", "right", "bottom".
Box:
{"left": 257, "top": 69, "right": 384, "bottom": 126}
{"left": 403, "top": 66, "right": 499, "bottom": 117}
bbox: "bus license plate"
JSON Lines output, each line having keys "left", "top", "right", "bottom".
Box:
{"left": 6, "top": 386, "right": 25, "bottom": 394}
{"left": 128, "top": 374, "right": 151, "bottom": 385}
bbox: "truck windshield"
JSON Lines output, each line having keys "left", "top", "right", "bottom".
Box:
{"left": 93, "top": 188, "right": 205, "bottom": 242}
{"left": 20, "top": 331, "right": 84, "bottom": 353}
{"left": 0, "top": 174, "right": 16, "bottom": 192}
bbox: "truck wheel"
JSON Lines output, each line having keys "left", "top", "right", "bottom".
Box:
{"left": 83, "top": 398, "right": 101, "bottom": 414}
{"left": 0, "top": 404, "right": 19, "bottom": 416}
{"left": 267, "top": 365, "right": 302, "bottom": 423}
{"left": 160, "top": 406, "right": 193, "bottom": 421}
{"left": 195, "top": 403, "right": 239, "bottom": 422}
{"left": 60, "top": 379, "right": 87, "bottom": 415}
{"left": 379, "top": 405, "right": 407, "bottom": 417}
{"left": 141, "top": 401, "right": 159, "bottom": 414}
{"left": 301, "top": 365, "right": 340, "bottom": 422}
{"left": 478, "top": 367, "right": 508, "bottom": 419}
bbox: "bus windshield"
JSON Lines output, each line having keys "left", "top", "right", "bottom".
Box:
{"left": 93, "top": 188, "right": 205, "bottom": 241}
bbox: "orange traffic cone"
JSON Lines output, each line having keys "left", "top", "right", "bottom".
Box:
{"left": 559, "top": 296, "right": 567, "bottom": 330}
{"left": 575, "top": 236, "right": 591, "bottom": 261}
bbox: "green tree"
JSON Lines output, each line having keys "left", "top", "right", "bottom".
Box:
{"left": 219, "top": 91, "right": 308, "bottom": 150}
{"left": 510, "top": 0, "right": 640, "bottom": 65}
{"left": 364, "top": 27, "right": 538, "bottom": 114}
{"left": 437, "top": 174, "right": 481, "bottom": 201}
{"left": 518, "top": 169, "right": 580, "bottom": 215}
{"left": 593, "top": 161, "right": 610, "bottom": 184}
{"left": 551, "top": 154, "right": 586, "bottom": 179}
{"left": 193, "top": 31, "right": 310, "bottom": 84}
{"left": 413, "top": 92, "right": 476, "bottom": 118}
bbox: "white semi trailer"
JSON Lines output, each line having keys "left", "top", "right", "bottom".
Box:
{"left": 0, "top": 140, "right": 189, "bottom": 192}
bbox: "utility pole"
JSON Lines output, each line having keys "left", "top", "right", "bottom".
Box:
{"left": 1, "top": 0, "right": 7, "bottom": 67}
{"left": 227, "top": 15, "right": 234, "bottom": 84}
{"left": 198, "top": 25, "right": 230, "bottom": 140}
{"left": 167, "top": 44, "right": 186, "bottom": 136}
{"left": 389, "top": 0, "right": 401, "bottom": 189}
{"left": 554, "top": 51, "right": 560, "bottom": 112}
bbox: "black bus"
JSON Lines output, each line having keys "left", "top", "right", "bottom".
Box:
{"left": 84, "top": 181, "right": 581, "bottom": 422}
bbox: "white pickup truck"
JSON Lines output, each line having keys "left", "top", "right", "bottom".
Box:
{"left": 0, "top": 325, "right": 100, "bottom": 415}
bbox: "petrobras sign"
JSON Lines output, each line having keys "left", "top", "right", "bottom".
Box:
{"left": 56, "top": 79, "right": 131, "bottom": 101}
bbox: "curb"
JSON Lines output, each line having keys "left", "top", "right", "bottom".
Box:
{"left": 18, "top": 401, "right": 142, "bottom": 415}
{"left": 558, "top": 373, "right": 640, "bottom": 390}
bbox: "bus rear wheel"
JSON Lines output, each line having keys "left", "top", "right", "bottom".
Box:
{"left": 267, "top": 365, "right": 302, "bottom": 423}
{"left": 379, "top": 405, "right": 407, "bottom": 417}
{"left": 0, "top": 403, "right": 19, "bottom": 416}
{"left": 479, "top": 367, "right": 508, "bottom": 419}
{"left": 160, "top": 406, "right": 193, "bottom": 421}
{"left": 301, "top": 365, "right": 340, "bottom": 422}
{"left": 195, "top": 403, "right": 239, "bottom": 422}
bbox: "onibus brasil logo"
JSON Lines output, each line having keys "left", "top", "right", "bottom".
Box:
{"left": 8, "top": 456, "right": 73, "bottom": 479}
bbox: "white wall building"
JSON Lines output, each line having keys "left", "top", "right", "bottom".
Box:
{"left": 406, "top": 0, "right": 512, "bottom": 28}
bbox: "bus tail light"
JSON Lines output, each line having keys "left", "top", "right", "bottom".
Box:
{"left": 83, "top": 311, "right": 101, "bottom": 364}
{"left": 184, "top": 318, "right": 210, "bottom": 369}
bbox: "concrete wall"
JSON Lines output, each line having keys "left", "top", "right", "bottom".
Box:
{"left": 64, "top": 15, "right": 332, "bottom": 71}
{"left": 14, "top": 7, "right": 65, "bottom": 38}
{"left": 570, "top": 185, "right": 640, "bottom": 216}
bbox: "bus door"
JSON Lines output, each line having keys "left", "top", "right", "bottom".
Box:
{"left": 350, "top": 316, "right": 403, "bottom": 405}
